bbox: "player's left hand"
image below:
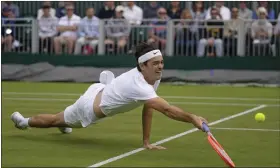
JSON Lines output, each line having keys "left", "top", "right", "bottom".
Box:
{"left": 144, "top": 144, "right": 166, "bottom": 150}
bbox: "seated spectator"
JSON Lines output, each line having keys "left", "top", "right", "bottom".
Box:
{"left": 224, "top": 7, "right": 242, "bottom": 56}
{"left": 190, "top": 1, "right": 206, "bottom": 20}
{"left": 239, "top": 1, "right": 253, "bottom": 20}
{"left": 37, "top": 1, "right": 56, "bottom": 19}
{"left": 167, "top": 1, "right": 182, "bottom": 20}
{"left": 1, "top": 1, "right": 19, "bottom": 17}
{"left": 198, "top": 7, "right": 224, "bottom": 57}
{"left": 105, "top": 5, "right": 131, "bottom": 53}
{"left": 175, "top": 9, "right": 199, "bottom": 55}
{"left": 1, "top": 7, "right": 15, "bottom": 52}
{"left": 97, "top": 1, "right": 115, "bottom": 19}
{"left": 38, "top": 4, "right": 58, "bottom": 54}
{"left": 74, "top": 7, "right": 99, "bottom": 55}
{"left": 54, "top": 4, "right": 81, "bottom": 55}
{"left": 238, "top": 1, "right": 253, "bottom": 31}
{"left": 251, "top": 7, "right": 273, "bottom": 56}
{"left": 147, "top": 7, "right": 170, "bottom": 52}
{"left": 205, "top": 1, "right": 230, "bottom": 21}
{"left": 272, "top": 13, "right": 280, "bottom": 56}
{"left": 56, "top": 1, "right": 69, "bottom": 18}
{"left": 143, "top": 1, "right": 161, "bottom": 19}
{"left": 123, "top": 1, "right": 143, "bottom": 25}
{"left": 253, "top": 1, "right": 275, "bottom": 20}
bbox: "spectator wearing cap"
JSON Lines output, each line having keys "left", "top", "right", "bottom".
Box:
{"left": 143, "top": 1, "right": 161, "bottom": 19}
{"left": 54, "top": 4, "right": 81, "bottom": 55}
{"left": 1, "top": 7, "right": 15, "bottom": 52}
{"left": 205, "top": 1, "right": 230, "bottom": 21}
{"left": 97, "top": 1, "right": 115, "bottom": 19}
{"left": 38, "top": 4, "right": 58, "bottom": 53}
{"left": 74, "top": 7, "right": 99, "bottom": 55}
{"left": 123, "top": 1, "right": 143, "bottom": 25}
{"left": 253, "top": 1, "right": 275, "bottom": 20}
{"left": 147, "top": 7, "right": 170, "bottom": 52}
{"left": 105, "top": 5, "right": 131, "bottom": 53}
{"left": 251, "top": 7, "right": 273, "bottom": 55}
{"left": 1, "top": 1, "right": 19, "bottom": 17}
{"left": 167, "top": 1, "right": 182, "bottom": 20}
{"left": 37, "top": 1, "right": 56, "bottom": 19}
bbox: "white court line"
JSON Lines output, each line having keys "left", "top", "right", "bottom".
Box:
{"left": 2, "top": 92, "right": 279, "bottom": 101}
{"left": 210, "top": 127, "right": 280, "bottom": 132}
{"left": 3, "top": 97, "right": 279, "bottom": 107}
{"left": 88, "top": 105, "right": 267, "bottom": 167}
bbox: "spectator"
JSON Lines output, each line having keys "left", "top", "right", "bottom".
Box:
{"left": 205, "top": 1, "right": 230, "bottom": 21}
{"left": 251, "top": 7, "right": 273, "bottom": 56}
{"left": 167, "top": 1, "right": 182, "bottom": 20}
{"left": 253, "top": 1, "right": 275, "bottom": 20}
{"left": 238, "top": 1, "right": 253, "bottom": 20}
{"left": 198, "top": 7, "right": 224, "bottom": 57}
{"left": 74, "top": 7, "right": 99, "bottom": 55}
{"left": 147, "top": 7, "right": 170, "bottom": 52}
{"left": 38, "top": 4, "right": 58, "bottom": 54}
{"left": 123, "top": 1, "right": 143, "bottom": 25}
{"left": 105, "top": 5, "right": 131, "bottom": 53}
{"left": 56, "top": 2, "right": 66, "bottom": 18}
{"left": 144, "top": 1, "right": 160, "bottom": 19}
{"left": 1, "top": 7, "right": 15, "bottom": 52}
{"left": 37, "top": 1, "right": 56, "bottom": 19}
{"left": 175, "top": 9, "right": 199, "bottom": 55}
{"left": 1, "top": 1, "right": 19, "bottom": 17}
{"left": 272, "top": 13, "right": 280, "bottom": 56}
{"left": 190, "top": 1, "right": 206, "bottom": 35}
{"left": 224, "top": 7, "right": 242, "bottom": 56}
{"left": 190, "top": 1, "right": 206, "bottom": 20}
{"left": 54, "top": 4, "right": 81, "bottom": 54}
{"left": 143, "top": 1, "right": 161, "bottom": 19}
{"left": 97, "top": 1, "right": 115, "bottom": 19}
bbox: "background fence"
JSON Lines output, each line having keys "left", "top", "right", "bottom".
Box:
{"left": 2, "top": 18, "right": 279, "bottom": 56}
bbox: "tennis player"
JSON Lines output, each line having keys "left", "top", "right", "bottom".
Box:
{"left": 11, "top": 42, "right": 207, "bottom": 149}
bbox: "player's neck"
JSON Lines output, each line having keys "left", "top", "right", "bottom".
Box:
{"left": 142, "top": 73, "right": 156, "bottom": 85}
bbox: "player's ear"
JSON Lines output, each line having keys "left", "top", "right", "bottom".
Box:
{"left": 139, "top": 63, "right": 145, "bottom": 71}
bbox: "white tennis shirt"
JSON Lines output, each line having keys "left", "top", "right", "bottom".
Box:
{"left": 100, "top": 68, "right": 160, "bottom": 116}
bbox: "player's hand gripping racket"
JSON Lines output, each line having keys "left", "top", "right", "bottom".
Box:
{"left": 202, "top": 122, "right": 235, "bottom": 168}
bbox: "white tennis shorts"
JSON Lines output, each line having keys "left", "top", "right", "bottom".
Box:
{"left": 63, "top": 83, "right": 106, "bottom": 128}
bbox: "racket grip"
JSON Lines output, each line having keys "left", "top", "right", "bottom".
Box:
{"left": 202, "top": 122, "right": 210, "bottom": 132}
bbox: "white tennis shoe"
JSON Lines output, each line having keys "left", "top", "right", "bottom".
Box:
{"left": 11, "top": 112, "right": 28, "bottom": 130}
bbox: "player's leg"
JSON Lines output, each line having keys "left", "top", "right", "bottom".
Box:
{"left": 11, "top": 111, "right": 69, "bottom": 129}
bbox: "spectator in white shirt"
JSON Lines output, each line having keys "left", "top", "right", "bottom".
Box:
{"left": 38, "top": 4, "right": 58, "bottom": 53}
{"left": 37, "top": 1, "right": 56, "bottom": 19}
{"left": 54, "top": 4, "right": 81, "bottom": 55}
{"left": 74, "top": 7, "right": 99, "bottom": 55}
{"left": 205, "top": 1, "right": 231, "bottom": 20}
{"left": 123, "top": 1, "right": 143, "bottom": 25}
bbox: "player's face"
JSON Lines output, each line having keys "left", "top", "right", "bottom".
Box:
{"left": 141, "top": 56, "right": 164, "bottom": 82}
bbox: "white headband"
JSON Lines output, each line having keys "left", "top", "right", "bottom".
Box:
{"left": 138, "top": 49, "right": 162, "bottom": 63}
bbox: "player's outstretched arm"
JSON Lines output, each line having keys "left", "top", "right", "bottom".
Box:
{"left": 145, "top": 97, "right": 207, "bottom": 130}
{"left": 142, "top": 105, "right": 166, "bottom": 150}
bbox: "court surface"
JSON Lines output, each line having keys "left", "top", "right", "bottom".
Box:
{"left": 2, "top": 82, "right": 279, "bottom": 167}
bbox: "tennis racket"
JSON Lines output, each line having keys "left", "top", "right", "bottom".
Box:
{"left": 202, "top": 122, "right": 236, "bottom": 168}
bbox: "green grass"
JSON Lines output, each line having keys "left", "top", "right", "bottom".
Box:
{"left": 1, "top": 82, "right": 280, "bottom": 167}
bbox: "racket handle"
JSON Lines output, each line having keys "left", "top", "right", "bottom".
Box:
{"left": 202, "top": 122, "right": 210, "bottom": 132}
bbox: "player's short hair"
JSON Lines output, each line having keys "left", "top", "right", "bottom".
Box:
{"left": 135, "top": 42, "right": 157, "bottom": 72}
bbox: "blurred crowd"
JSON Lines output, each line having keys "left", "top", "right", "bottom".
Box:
{"left": 1, "top": 1, "right": 280, "bottom": 56}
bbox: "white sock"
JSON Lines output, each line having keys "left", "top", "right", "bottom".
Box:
{"left": 21, "top": 118, "right": 30, "bottom": 127}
